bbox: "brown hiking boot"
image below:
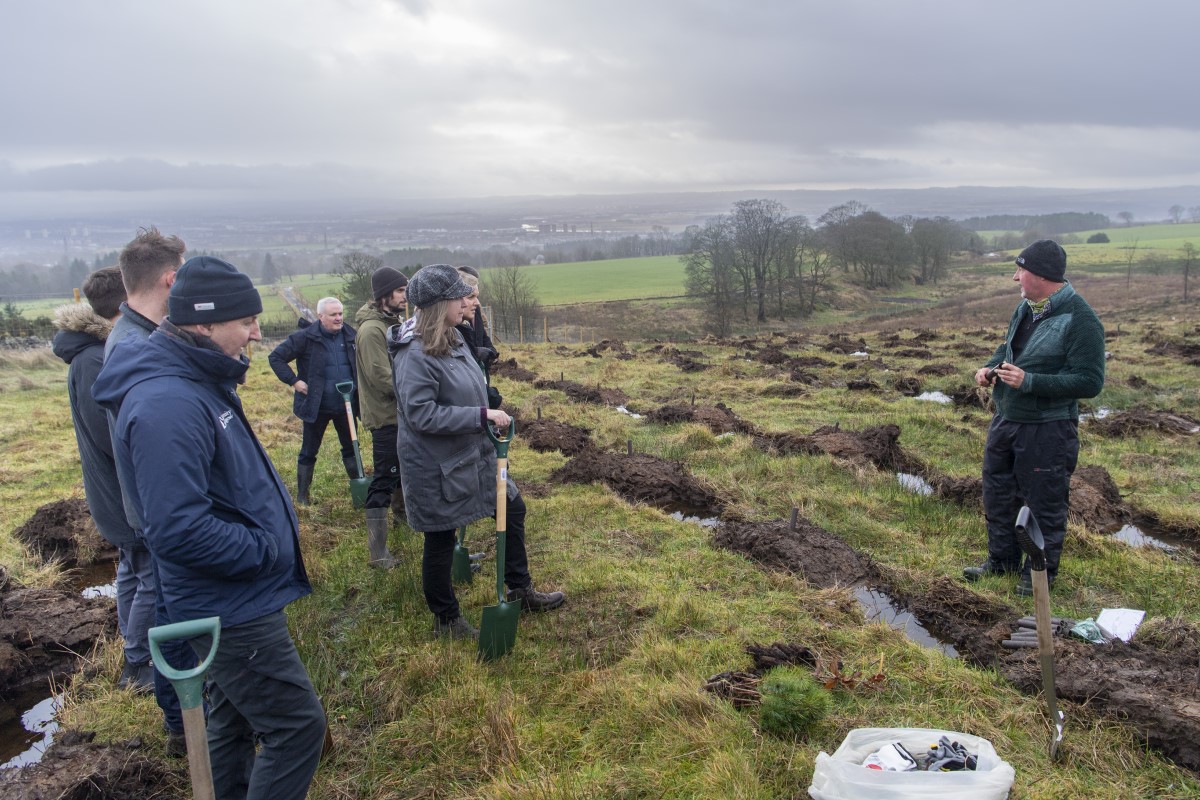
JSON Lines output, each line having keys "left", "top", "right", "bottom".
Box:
{"left": 433, "top": 616, "right": 478, "bottom": 641}
{"left": 506, "top": 586, "right": 566, "bottom": 612}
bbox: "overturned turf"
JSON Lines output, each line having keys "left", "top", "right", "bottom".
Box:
{"left": 0, "top": 730, "right": 185, "bottom": 799}
{"left": 550, "top": 450, "right": 724, "bottom": 515}
{"left": 12, "top": 499, "right": 117, "bottom": 568}
{"left": 753, "top": 423, "right": 926, "bottom": 474}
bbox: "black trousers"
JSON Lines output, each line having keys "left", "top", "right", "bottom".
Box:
{"left": 981, "top": 416, "right": 1078, "bottom": 580}
{"left": 422, "top": 493, "right": 533, "bottom": 623}
{"left": 298, "top": 411, "right": 355, "bottom": 467}
{"left": 366, "top": 424, "right": 399, "bottom": 509}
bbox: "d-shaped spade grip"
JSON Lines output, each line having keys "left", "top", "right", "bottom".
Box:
{"left": 1015, "top": 506, "right": 1047, "bottom": 572}
{"left": 148, "top": 616, "right": 221, "bottom": 710}
{"left": 486, "top": 418, "right": 515, "bottom": 459}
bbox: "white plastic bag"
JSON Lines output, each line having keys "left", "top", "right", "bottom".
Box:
{"left": 808, "top": 727, "right": 1015, "bottom": 800}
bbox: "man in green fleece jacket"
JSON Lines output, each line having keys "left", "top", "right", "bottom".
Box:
{"left": 963, "top": 239, "right": 1105, "bottom": 596}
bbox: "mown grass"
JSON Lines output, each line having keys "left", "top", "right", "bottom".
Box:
{"left": 6, "top": 267, "right": 1200, "bottom": 798}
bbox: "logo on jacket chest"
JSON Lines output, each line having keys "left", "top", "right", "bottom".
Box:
{"left": 219, "top": 410, "right": 234, "bottom": 429}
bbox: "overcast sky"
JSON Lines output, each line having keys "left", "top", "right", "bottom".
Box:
{"left": 2, "top": 0, "right": 1198, "bottom": 214}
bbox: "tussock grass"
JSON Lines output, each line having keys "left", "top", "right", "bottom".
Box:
{"left": 3, "top": 280, "right": 1200, "bottom": 799}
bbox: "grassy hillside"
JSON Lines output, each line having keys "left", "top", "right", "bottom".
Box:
{"left": 4, "top": 271, "right": 1200, "bottom": 797}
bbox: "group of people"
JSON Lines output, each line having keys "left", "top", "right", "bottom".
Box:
{"left": 53, "top": 228, "right": 567, "bottom": 798}
{"left": 50, "top": 227, "right": 1101, "bottom": 799}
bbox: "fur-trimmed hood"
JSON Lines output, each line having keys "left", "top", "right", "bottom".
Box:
{"left": 52, "top": 303, "right": 114, "bottom": 365}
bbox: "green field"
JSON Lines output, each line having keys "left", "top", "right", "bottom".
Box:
{"left": 515, "top": 255, "right": 686, "bottom": 305}
{"left": 11, "top": 256, "right": 687, "bottom": 319}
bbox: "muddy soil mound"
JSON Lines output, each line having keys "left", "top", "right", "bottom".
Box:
{"left": 930, "top": 474, "right": 984, "bottom": 507}
{"left": 517, "top": 418, "right": 594, "bottom": 456}
{"left": 0, "top": 730, "right": 184, "bottom": 799}
{"left": 1089, "top": 409, "right": 1200, "bottom": 437}
{"left": 1000, "top": 640, "right": 1200, "bottom": 773}
{"left": 751, "top": 347, "right": 791, "bottom": 365}
{"left": 789, "top": 356, "right": 835, "bottom": 369}
{"left": 892, "top": 376, "right": 923, "bottom": 396}
{"left": 646, "top": 404, "right": 758, "bottom": 435}
{"left": 889, "top": 575, "right": 1013, "bottom": 665}
{"left": 549, "top": 450, "right": 723, "bottom": 514}
{"left": 951, "top": 342, "right": 994, "bottom": 359}
{"left": 532, "top": 378, "right": 629, "bottom": 407}
{"left": 713, "top": 518, "right": 873, "bottom": 588}
{"left": 894, "top": 348, "right": 933, "bottom": 359}
{"left": 823, "top": 334, "right": 867, "bottom": 354}
{"left": 492, "top": 358, "right": 538, "bottom": 382}
{"left": 0, "top": 578, "right": 117, "bottom": 696}
{"left": 753, "top": 424, "right": 925, "bottom": 474}
{"left": 12, "top": 499, "right": 117, "bottom": 568}
{"left": 916, "top": 363, "right": 957, "bottom": 376}
{"left": 1069, "top": 464, "right": 1125, "bottom": 530}
{"left": 846, "top": 379, "right": 880, "bottom": 391}
{"left": 948, "top": 384, "right": 991, "bottom": 410}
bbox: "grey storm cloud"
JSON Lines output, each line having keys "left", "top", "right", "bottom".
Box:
{"left": 1, "top": 0, "right": 1198, "bottom": 211}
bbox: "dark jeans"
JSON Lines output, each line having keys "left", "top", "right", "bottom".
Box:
{"left": 422, "top": 492, "right": 533, "bottom": 622}
{"left": 981, "top": 416, "right": 1078, "bottom": 580}
{"left": 189, "top": 610, "right": 325, "bottom": 800}
{"left": 298, "top": 411, "right": 354, "bottom": 467}
{"left": 366, "top": 424, "right": 399, "bottom": 509}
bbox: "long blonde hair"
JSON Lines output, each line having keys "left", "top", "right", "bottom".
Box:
{"left": 414, "top": 299, "right": 459, "bottom": 357}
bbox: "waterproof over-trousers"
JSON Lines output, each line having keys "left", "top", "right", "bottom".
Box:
{"left": 189, "top": 610, "right": 325, "bottom": 800}
{"left": 981, "top": 417, "right": 1078, "bottom": 581}
{"left": 365, "top": 423, "right": 400, "bottom": 509}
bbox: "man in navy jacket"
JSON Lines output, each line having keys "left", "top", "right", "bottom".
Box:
{"left": 268, "top": 297, "right": 359, "bottom": 505}
{"left": 95, "top": 256, "right": 325, "bottom": 800}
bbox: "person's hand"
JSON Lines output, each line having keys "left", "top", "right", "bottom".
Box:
{"left": 992, "top": 362, "right": 1025, "bottom": 388}
{"left": 486, "top": 408, "right": 511, "bottom": 428}
{"left": 975, "top": 366, "right": 995, "bottom": 387}
{"left": 293, "top": 380, "right": 308, "bottom": 394}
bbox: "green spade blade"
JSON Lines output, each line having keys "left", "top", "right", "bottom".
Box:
{"left": 452, "top": 525, "right": 474, "bottom": 584}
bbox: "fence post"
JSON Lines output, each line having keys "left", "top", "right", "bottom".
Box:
{"left": 73, "top": 288, "right": 81, "bottom": 303}
{"left": 543, "top": 317, "right": 548, "bottom": 343}
{"left": 519, "top": 317, "right": 524, "bottom": 344}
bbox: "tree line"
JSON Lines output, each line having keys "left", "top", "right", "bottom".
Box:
{"left": 683, "top": 199, "right": 971, "bottom": 336}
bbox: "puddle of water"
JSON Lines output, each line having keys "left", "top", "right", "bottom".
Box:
{"left": 897, "top": 472, "right": 934, "bottom": 496}
{"left": 0, "top": 690, "right": 61, "bottom": 770}
{"left": 914, "top": 391, "right": 952, "bottom": 404}
{"left": 852, "top": 586, "right": 959, "bottom": 658}
{"left": 668, "top": 511, "right": 721, "bottom": 528}
{"left": 850, "top": 351, "right": 869, "bottom": 357}
{"left": 1079, "top": 406, "right": 1113, "bottom": 421}
{"left": 1108, "top": 523, "right": 1182, "bottom": 553}
{"left": 82, "top": 582, "right": 117, "bottom": 599}
{"left": 615, "top": 405, "right": 643, "bottom": 419}
{"left": 69, "top": 561, "right": 117, "bottom": 596}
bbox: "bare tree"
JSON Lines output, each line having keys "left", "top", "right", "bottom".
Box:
{"left": 1182, "top": 242, "right": 1196, "bottom": 303}
{"left": 336, "top": 251, "right": 382, "bottom": 311}
{"left": 1117, "top": 211, "right": 1135, "bottom": 227}
{"left": 1190, "top": 206, "right": 1200, "bottom": 224}
{"left": 1124, "top": 239, "right": 1140, "bottom": 290}
{"left": 910, "top": 217, "right": 962, "bottom": 285}
{"left": 1169, "top": 205, "right": 1186, "bottom": 224}
{"left": 684, "top": 216, "right": 739, "bottom": 337}
{"left": 482, "top": 265, "right": 541, "bottom": 339}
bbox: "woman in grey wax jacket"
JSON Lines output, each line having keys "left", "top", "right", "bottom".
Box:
{"left": 389, "top": 264, "right": 565, "bottom": 640}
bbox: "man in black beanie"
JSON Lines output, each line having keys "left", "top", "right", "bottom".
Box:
{"left": 94, "top": 256, "right": 326, "bottom": 799}
{"left": 963, "top": 240, "right": 1106, "bottom": 596}
{"left": 352, "top": 266, "right": 408, "bottom": 567}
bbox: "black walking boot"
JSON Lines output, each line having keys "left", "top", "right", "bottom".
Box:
{"left": 962, "top": 558, "right": 1018, "bottom": 582}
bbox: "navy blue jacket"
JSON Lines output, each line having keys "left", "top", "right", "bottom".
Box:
{"left": 268, "top": 322, "right": 359, "bottom": 423}
{"left": 52, "top": 304, "right": 139, "bottom": 550}
{"left": 93, "top": 323, "right": 311, "bottom": 627}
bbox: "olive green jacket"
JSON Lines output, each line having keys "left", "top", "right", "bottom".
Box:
{"left": 354, "top": 302, "right": 403, "bottom": 430}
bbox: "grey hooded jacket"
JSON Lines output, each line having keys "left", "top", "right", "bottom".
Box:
{"left": 390, "top": 319, "right": 495, "bottom": 532}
